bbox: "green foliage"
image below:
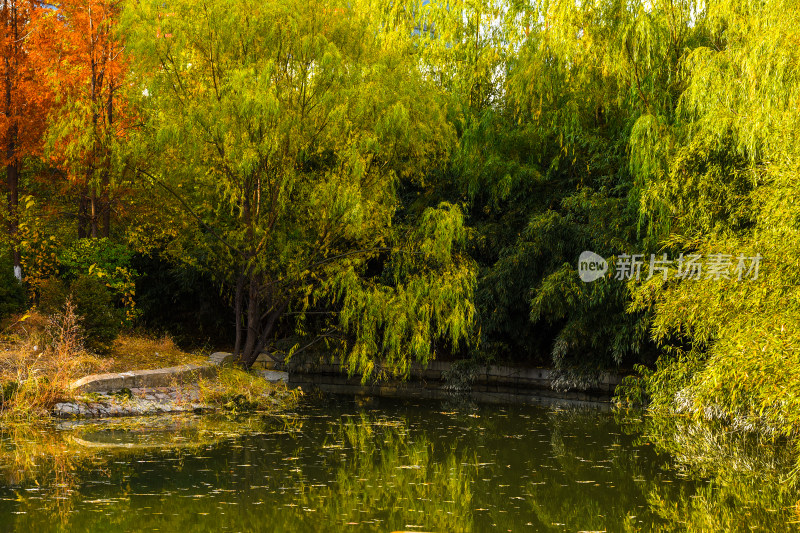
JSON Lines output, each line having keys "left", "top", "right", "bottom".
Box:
{"left": 68, "top": 276, "right": 122, "bottom": 355}
{"left": 15, "top": 195, "right": 62, "bottom": 295}
{"left": 58, "top": 238, "right": 134, "bottom": 280}
{"left": 620, "top": 0, "right": 800, "bottom": 444}
{"left": 34, "top": 269, "right": 124, "bottom": 355}
{"left": 6, "top": 0, "right": 800, "bottom": 466}
{"left": 36, "top": 278, "right": 68, "bottom": 316}
{"left": 431, "top": 0, "right": 682, "bottom": 373}
{"left": 58, "top": 238, "right": 138, "bottom": 320}
{"left": 123, "top": 0, "right": 475, "bottom": 374}
{"left": 0, "top": 259, "right": 25, "bottom": 320}
{"left": 442, "top": 358, "right": 480, "bottom": 393}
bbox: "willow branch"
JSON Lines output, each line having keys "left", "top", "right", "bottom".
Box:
{"left": 136, "top": 168, "right": 244, "bottom": 258}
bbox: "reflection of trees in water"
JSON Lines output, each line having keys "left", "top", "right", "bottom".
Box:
{"left": 1, "top": 414, "right": 286, "bottom": 530}
{"left": 293, "top": 413, "right": 476, "bottom": 532}
{"left": 0, "top": 422, "right": 111, "bottom": 522}
{"left": 629, "top": 414, "right": 800, "bottom": 531}
{"left": 3, "top": 404, "right": 800, "bottom": 531}
{"left": 3, "top": 412, "right": 477, "bottom": 532}
{"left": 504, "top": 407, "right": 661, "bottom": 532}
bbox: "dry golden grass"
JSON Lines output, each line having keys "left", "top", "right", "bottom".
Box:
{"left": 0, "top": 308, "right": 297, "bottom": 421}
{"left": 0, "top": 304, "right": 110, "bottom": 419}
{"left": 0, "top": 307, "right": 204, "bottom": 419}
{"left": 105, "top": 334, "right": 206, "bottom": 372}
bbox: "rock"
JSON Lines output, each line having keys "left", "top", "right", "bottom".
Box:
{"left": 209, "top": 352, "right": 235, "bottom": 367}
{"left": 256, "top": 370, "right": 289, "bottom": 382}
{"left": 253, "top": 352, "right": 283, "bottom": 370}
{"left": 53, "top": 403, "right": 78, "bottom": 418}
{"left": 54, "top": 384, "right": 219, "bottom": 419}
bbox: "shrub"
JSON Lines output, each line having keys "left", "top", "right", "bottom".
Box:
{"left": 69, "top": 276, "right": 122, "bottom": 354}
{"left": 30, "top": 276, "right": 121, "bottom": 355}
{"left": 196, "top": 368, "right": 300, "bottom": 413}
{"left": 58, "top": 238, "right": 134, "bottom": 279}
{"left": 36, "top": 278, "right": 69, "bottom": 316}
{"left": 0, "top": 301, "right": 108, "bottom": 419}
{"left": 58, "top": 238, "right": 139, "bottom": 322}
{"left": 0, "top": 261, "right": 25, "bottom": 320}
{"left": 442, "top": 359, "right": 479, "bottom": 393}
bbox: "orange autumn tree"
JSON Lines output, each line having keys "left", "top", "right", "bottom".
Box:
{"left": 0, "top": 0, "right": 52, "bottom": 279}
{"left": 44, "top": 0, "right": 128, "bottom": 238}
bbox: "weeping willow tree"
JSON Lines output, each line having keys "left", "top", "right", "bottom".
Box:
{"left": 121, "top": 0, "right": 476, "bottom": 376}
{"left": 405, "top": 0, "right": 703, "bottom": 378}
{"left": 625, "top": 0, "right": 800, "bottom": 441}
{"left": 516, "top": 0, "right": 708, "bottom": 377}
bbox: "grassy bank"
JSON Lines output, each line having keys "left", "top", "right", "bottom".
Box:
{"left": 0, "top": 306, "right": 297, "bottom": 420}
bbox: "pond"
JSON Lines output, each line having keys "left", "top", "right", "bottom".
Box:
{"left": 1, "top": 395, "right": 798, "bottom": 532}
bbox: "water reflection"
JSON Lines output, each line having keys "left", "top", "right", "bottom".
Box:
{"left": 0, "top": 397, "right": 798, "bottom": 531}
{"left": 621, "top": 412, "right": 800, "bottom": 532}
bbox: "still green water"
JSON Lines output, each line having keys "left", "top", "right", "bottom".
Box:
{"left": 1, "top": 395, "right": 798, "bottom": 532}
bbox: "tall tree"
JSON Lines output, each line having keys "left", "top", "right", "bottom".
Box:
{"left": 628, "top": 0, "right": 800, "bottom": 438}
{"left": 494, "top": 0, "right": 699, "bottom": 373}
{"left": 408, "top": 0, "right": 701, "bottom": 380}
{"left": 123, "top": 0, "right": 476, "bottom": 373}
{"left": 0, "top": 0, "right": 51, "bottom": 279}
{"left": 45, "top": 0, "right": 128, "bottom": 238}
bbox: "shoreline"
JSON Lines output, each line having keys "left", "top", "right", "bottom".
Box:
{"left": 286, "top": 357, "right": 623, "bottom": 405}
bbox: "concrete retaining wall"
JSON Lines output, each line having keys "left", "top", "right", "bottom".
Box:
{"left": 288, "top": 358, "right": 622, "bottom": 403}
{"left": 69, "top": 364, "right": 218, "bottom": 393}
{"left": 290, "top": 373, "right": 616, "bottom": 406}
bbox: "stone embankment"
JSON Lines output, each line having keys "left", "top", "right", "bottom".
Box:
{"left": 53, "top": 362, "right": 219, "bottom": 419}
{"left": 289, "top": 359, "right": 623, "bottom": 404}
{"left": 69, "top": 363, "right": 217, "bottom": 393}
{"left": 52, "top": 353, "right": 288, "bottom": 419}
{"left": 53, "top": 385, "right": 211, "bottom": 418}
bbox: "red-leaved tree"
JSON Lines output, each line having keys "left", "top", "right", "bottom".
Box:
{"left": 0, "top": 0, "right": 52, "bottom": 278}
{"left": 44, "top": 0, "right": 128, "bottom": 238}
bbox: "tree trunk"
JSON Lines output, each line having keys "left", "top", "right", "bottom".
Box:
{"left": 238, "top": 274, "right": 260, "bottom": 366}
{"left": 3, "top": 3, "right": 20, "bottom": 279}
{"left": 232, "top": 268, "right": 246, "bottom": 356}
{"left": 101, "top": 76, "right": 114, "bottom": 238}
{"left": 237, "top": 300, "right": 288, "bottom": 370}
{"left": 89, "top": 26, "right": 99, "bottom": 239}
{"left": 253, "top": 299, "right": 289, "bottom": 358}
{"left": 78, "top": 189, "right": 89, "bottom": 238}
{"left": 89, "top": 183, "right": 98, "bottom": 238}
{"left": 100, "top": 171, "right": 110, "bottom": 237}
{"left": 236, "top": 194, "right": 260, "bottom": 367}
{"left": 5, "top": 159, "right": 21, "bottom": 280}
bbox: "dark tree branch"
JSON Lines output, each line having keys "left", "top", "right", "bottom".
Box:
{"left": 136, "top": 168, "right": 244, "bottom": 258}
